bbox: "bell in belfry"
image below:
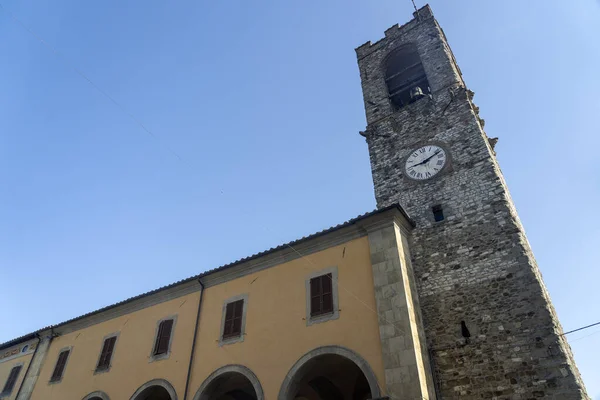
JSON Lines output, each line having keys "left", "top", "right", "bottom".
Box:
{"left": 410, "top": 86, "right": 425, "bottom": 100}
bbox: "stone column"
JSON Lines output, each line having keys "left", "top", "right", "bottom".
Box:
{"left": 368, "top": 221, "right": 435, "bottom": 400}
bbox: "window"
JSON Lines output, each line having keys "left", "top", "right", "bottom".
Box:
{"left": 153, "top": 319, "right": 174, "bottom": 356}
{"left": 219, "top": 294, "right": 248, "bottom": 346}
{"left": 50, "top": 349, "right": 70, "bottom": 383}
{"left": 223, "top": 299, "right": 244, "bottom": 339}
{"left": 1, "top": 365, "right": 22, "bottom": 395}
{"left": 310, "top": 274, "right": 334, "bottom": 316}
{"left": 149, "top": 316, "right": 177, "bottom": 362}
{"left": 384, "top": 44, "right": 430, "bottom": 109}
{"left": 96, "top": 336, "right": 117, "bottom": 372}
{"left": 305, "top": 267, "right": 339, "bottom": 326}
{"left": 432, "top": 205, "right": 444, "bottom": 222}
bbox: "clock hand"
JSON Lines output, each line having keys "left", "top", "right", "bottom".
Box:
{"left": 423, "top": 150, "right": 442, "bottom": 163}
{"left": 411, "top": 150, "right": 441, "bottom": 167}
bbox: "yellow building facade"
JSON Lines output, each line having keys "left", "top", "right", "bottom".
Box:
{"left": 0, "top": 339, "right": 36, "bottom": 400}
{"left": 1, "top": 206, "right": 432, "bottom": 400}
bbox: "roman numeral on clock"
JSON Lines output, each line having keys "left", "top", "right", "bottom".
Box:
{"left": 405, "top": 145, "right": 447, "bottom": 180}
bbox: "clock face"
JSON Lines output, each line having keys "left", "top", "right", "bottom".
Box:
{"left": 405, "top": 145, "right": 447, "bottom": 180}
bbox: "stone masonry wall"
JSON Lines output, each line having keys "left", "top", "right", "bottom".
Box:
{"left": 357, "top": 6, "right": 588, "bottom": 399}
{"left": 368, "top": 220, "right": 435, "bottom": 399}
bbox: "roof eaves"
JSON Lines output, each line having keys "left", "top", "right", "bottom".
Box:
{"left": 0, "top": 203, "right": 413, "bottom": 350}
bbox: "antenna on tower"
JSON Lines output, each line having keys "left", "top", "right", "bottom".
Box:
{"left": 411, "top": 0, "right": 421, "bottom": 20}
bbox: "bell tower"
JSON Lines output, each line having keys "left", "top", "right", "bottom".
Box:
{"left": 356, "top": 5, "right": 589, "bottom": 399}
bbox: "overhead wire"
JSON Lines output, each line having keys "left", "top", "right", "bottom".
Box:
{"left": 0, "top": 0, "right": 411, "bottom": 338}
{"left": 0, "top": 2, "right": 186, "bottom": 164}
{"left": 2, "top": 4, "right": 598, "bottom": 398}
{"left": 285, "top": 242, "right": 408, "bottom": 337}
{"left": 3, "top": 0, "right": 598, "bottom": 347}
{"left": 562, "top": 321, "right": 600, "bottom": 336}
{"left": 569, "top": 329, "right": 600, "bottom": 343}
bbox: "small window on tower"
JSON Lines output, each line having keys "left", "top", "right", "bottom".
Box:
{"left": 432, "top": 205, "right": 444, "bottom": 222}
{"left": 384, "top": 44, "right": 430, "bottom": 109}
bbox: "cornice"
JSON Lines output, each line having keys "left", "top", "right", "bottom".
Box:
{"left": 6, "top": 206, "right": 413, "bottom": 339}
{"left": 54, "top": 280, "right": 201, "bottom": 336}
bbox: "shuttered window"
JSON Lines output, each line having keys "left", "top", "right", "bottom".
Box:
{"left": 50, "top": 350, "right": 70, "bottom": 382}
{"left": 310, "top": 273, "right": 334, "bottom": 316}
{"left": 222, "top": 299, "right": 244, "bottom": 339}
{"left": 1, "top": 365, "right": 22, "bottom": 395}
{"left": 153, "top": 319, "right": 174, "bottom": 356}
{"left": 96, "top": 336, "right": 117, "bottom": 371}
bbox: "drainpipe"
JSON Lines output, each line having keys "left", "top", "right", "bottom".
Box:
{"left": 183, "top": 278, "right": 204, "bottom": 400}
{"left": 14, "top": 334, "right": 41, "bottom": 400}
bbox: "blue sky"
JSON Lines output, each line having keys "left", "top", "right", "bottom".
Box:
{"left": 1, "top": 0, "right": 599, "bottom": 396}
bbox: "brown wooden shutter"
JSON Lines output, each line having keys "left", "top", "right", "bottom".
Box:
{"left": 50, "top": 350, "right": 70, "bottom": 382}
{"left": 96, "top": 336, "right": 117, "bottom": 370}
{"left": 223, "top": 299, "right": 244, "bottom": 339}
{"left": 223, "top": 302, "right": 235, "bottom": 338}
{"left": 2, "top": 365, "right": 22, "bottom": 394}
{"left": 310, "top": 276, "right": 323, "bottom": 316}
{"left": 153, "top": 319, "right": 174, "bottom": 356}
{"left": 321, "top": 273, "right": 333, "bottom": 313}
{"left": 310, "top": 274, "right": 333, "bottom": 317}
{"left": 232, "top": 300, "right": 243, "bottom": 335}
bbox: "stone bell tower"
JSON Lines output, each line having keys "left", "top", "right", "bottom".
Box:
{"left": 356, "top": 5, "right": 588, "bottom": 399}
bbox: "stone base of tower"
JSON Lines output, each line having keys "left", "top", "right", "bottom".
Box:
{"left": 416, "top": 252, "right": 589, "bottom": 399}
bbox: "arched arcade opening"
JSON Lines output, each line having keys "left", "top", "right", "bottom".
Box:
{"left": 82, "top": 392, "right": 110, "bottom": 400}
{"left": 130, "top": 379, "right": 178, "bottom": 400}
{"left": 279, "top": 346, "right": 381, "bottom": 400}
{"left": 193, "top": 365, "right": 264, "bottom": 400}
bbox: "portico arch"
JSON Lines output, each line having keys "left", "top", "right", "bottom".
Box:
{"left": 278, "top": 345, "right": 381, "bottom": 400}
{"left": 193, "top": 364, "right": 264, "bottom": 400}
{"left": 82, "top": 391, "right": 110, "bottom": 400}
{"left": 130, "top": 378, "right": 178, "bottom": 400}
